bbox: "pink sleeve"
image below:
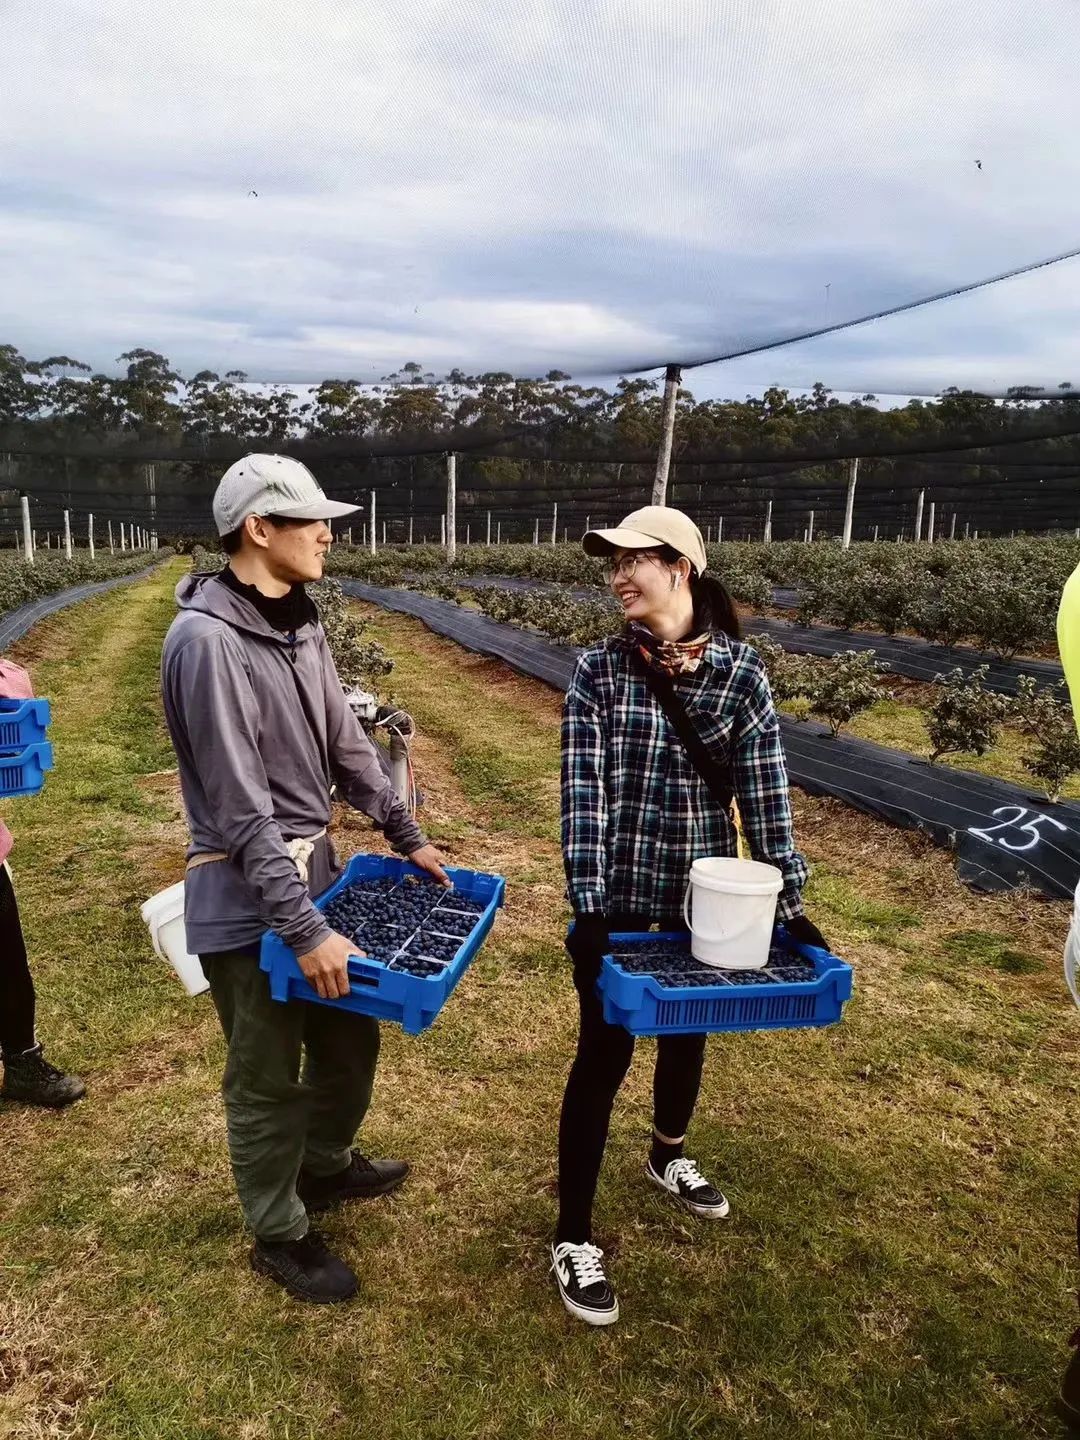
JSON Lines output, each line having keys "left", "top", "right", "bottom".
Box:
{"left": 0, "top": 819, "right": 12, "bottom": 864}
{"left": 0, "top": 661, "right": 34, "bottom": 700}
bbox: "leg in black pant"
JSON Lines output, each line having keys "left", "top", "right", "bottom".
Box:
{"left": 0, "top": 863, "right": 36, "bottom": 1054}
{"left": 0, "top": 863, "right": 85, "bottom": 1108}
{"left": 556, "top": 955, "right": 636, "bottom": 1244}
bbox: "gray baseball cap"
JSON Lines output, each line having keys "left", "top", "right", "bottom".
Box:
{"left": 212, "top": 453, "right": 360, "bottom": 537}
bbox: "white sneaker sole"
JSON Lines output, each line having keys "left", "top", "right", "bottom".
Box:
{"left": 646, "top": 1163, "right": 731, "bottom": 1219}
{"left": 557, "top": 1287, "right": 620, "bottom": 1326}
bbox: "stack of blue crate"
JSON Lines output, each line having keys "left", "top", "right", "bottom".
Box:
{"left": 0, "top": 699, "right": 54, "bottom": 798}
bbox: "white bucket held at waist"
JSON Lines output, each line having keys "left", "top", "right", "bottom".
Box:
{"left": 682, "top": 857, "right": 783, "bottom": 969}
{"left": 140, "top": 882, "right": 209, "bottom": 997}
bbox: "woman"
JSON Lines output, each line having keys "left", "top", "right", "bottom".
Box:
{"left": 1, "top": 657, "right": 85, "bottom": 1108}
{"left": 552, "top": 506, "right": 825, "bottom": 1325}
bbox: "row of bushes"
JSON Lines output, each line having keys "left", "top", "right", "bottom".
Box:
{"left": 0, "top": 549, "right": 170, "bottom": 616}
{"left": 749, "top": 635, "right": 1080, "bottom": 801}
{"left": 327, "top": 535, "right": 1080, "bottom": 659}
{"left": 357, "top": 568, "right": 1080, "bottom": 802}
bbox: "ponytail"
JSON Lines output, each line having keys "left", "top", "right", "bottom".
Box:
{"left": 690, "top": 573, "right": 741, "bottom": 641}
{"left": 652, "top": 543, "right": 741, "bottom": 640}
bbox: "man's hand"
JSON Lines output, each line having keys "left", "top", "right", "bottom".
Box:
{"left": 297, "top": 931, "right": 364, "bottom": 1000}
{"left": 408, "top": 843, "right": 452, "bottom": 887}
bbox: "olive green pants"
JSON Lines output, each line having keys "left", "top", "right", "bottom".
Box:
{"left": 201, "top": 949, "right": 380, "bottom": 1241}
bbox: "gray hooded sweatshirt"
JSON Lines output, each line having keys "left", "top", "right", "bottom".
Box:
{"left": 161, "top": 573, "right": 426, "bottom": 956}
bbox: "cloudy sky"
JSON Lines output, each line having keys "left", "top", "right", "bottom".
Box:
{"left": 3, "top": 0, "right": 1080, "bottom": 400}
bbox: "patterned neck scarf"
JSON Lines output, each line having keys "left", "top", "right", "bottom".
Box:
{"left": 628, "top": 621, "right": 711, "bottom": 677}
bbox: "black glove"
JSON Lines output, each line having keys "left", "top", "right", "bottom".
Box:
{"left": 566, "top": 913, "right": 609, "bottom": 985}
{"left": 783, "top": 913, "right": 829, "bottom": 953}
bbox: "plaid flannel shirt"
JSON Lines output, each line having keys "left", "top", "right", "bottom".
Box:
{"left": 561, "top": 632, "right": 808, "bottom": 922}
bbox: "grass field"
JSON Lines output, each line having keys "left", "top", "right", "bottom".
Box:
{"left": 2, "top": 559, "right": 1080, "bottom": 1439}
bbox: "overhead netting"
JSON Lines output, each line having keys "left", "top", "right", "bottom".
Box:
{"left": 2, "top": 1, "right": 1080, "bottom": 539}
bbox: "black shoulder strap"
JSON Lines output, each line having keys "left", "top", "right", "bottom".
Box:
{"left": 630, "top": 649, "right": 733, "bottom": 812}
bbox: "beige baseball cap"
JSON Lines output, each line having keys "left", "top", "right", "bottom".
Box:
{"left": 213, "top": 453, "right": 360, "bottom": 537}
{"left": 582, "top": 505, "right": 708, "bottom": 576}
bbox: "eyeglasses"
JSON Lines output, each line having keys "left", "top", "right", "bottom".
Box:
{"left": 600, "top": 551, "right": 660, "bottom": 584}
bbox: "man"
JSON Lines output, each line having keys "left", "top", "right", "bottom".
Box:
{"left": 161, "top": 453, "right": 449, "bottom": 1304}
{"left": 1059, "top": 558, "right": 1080, "bottom": 1431}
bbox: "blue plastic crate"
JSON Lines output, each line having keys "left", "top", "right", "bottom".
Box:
{"left": 598, "top": 925, "right": 853, "bottom": 1036}
{"left": 0, "top": 699, "right": 50, "bottom": 753}
{"left": 0, "top": 742, "right": 54, "bottom": 799}
{"left": 259, "top": 852, "right": 506, "bottom": 1033}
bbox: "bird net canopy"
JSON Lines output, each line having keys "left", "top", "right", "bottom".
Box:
{"left": 2, "top": 1, "right": 1080, "bottom": 539}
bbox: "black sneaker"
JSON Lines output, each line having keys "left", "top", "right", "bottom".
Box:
{"left": 296, "top": 1151, "right": 409, "bottom": 1213}
{"left": 646, "top": 1156, "right": 730, "bottom": 1218}
{"left": 1, "top": 1045, "right": 86, "bottom": 1109}
{"left": 1060, "top": 1332, "right": 1080, "bottom": 1434}
{"left": 550, "top": 1241, "right": 619, "bottom": 1326}
{"left": 250, "top": 1230, "right": 358, "bottom": 1304}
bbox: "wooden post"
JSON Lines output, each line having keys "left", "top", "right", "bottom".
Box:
{"left": 807, "top": 510, "right": 815, "bottom": 544}
{"left": 446, "top": 453, "right": 457, "bottom": 562}
{"left": 914, "top": 489, "right": 925, "bottom": 543}
{"left": 120, "top": 522, "right": 127, "bottom": 551}
{"left": 497, "top": 521, "right": 502, "bottom": 544}
{"left": 763, "top": 500, "right": 773, "bottom": 544}
{"left": 841, "top": 458, "right": 858, "bottom": 549}
{"left": 440, "top": 514, "right": 446, "bottom": 546}
{"left": 408, "top": 515, "right": 414, "bottom": 545}
{"left": 466, "top": 524, "right": 471, "bottom": 546}
{"left": 551, "top": 501, "right": 558, "bottom": 545}
{"left": 22, "top": 496, "right": 33, "bottom": 560}
{"left": 63, "top": 509, "right": 72, "bottom": 560}
{"left": 486, "top": 510, "right": 492, "bottom": 546}
{"left": 927, "top": 501, "right": 936, "bottom": 544}
{"left": 369, "top": 491, "right": 377, "bottom": 555}
{"left": 717, "top": 516, "right": 723, "bottom": 543}
{"left": 651, "top": 363, "right": 682, "bottom": 506}
{"left": 88, "top": 513, "right": 95, "bottom": 560}
{"left": 533, "top": 518, "right": 539, "bottom": 546}
{"left": 873, "top": 524, "right": 879, "bottom": 542}
{"left": 950, "top": 512, "right": 957, "bottom": 540}
{"left": 382, "top": 521, "right": 387, "bottom": 545}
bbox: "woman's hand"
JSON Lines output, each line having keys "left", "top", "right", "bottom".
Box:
{"left": 783, "top": 913, "right": 829, "bottom": 952}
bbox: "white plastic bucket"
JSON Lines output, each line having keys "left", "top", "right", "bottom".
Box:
{"left": 682, "top": 857, "right": 783, "bottom": 969}
{"left": 1065, "top": 876, "right": 1080, "bottom": 1010}
{"left": 140, "top": 882, "right": 209, "bottom": 997}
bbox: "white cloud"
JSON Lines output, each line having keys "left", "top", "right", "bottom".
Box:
{"left": 2, "top": 0, "right": 1079, "bottom": 385}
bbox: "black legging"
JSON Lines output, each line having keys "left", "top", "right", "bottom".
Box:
{"left": 0, "top": 864, "right": 37, "bottom": 1055}
{"left": 557, "top": 913, "right": 707, "bottom": 1245}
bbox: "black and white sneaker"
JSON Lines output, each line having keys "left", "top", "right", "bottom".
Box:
{"left": 550, "top": 1241, "right": 619, "bottom": 1326}
{"left": 646, "top": 1157, "right": 730, "bottom": 1218}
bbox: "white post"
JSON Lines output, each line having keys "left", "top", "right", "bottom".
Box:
{"left": 497, "top": 521, "right": 502, "bottom": 544}
{"left": 651, "top": 363, "right": 681, "bottom": 506}
{"left": 717, "top": 516, "right": 724, "bottom": 543}
{"left": 408, "top": 515, "right": 414, "bottom": 546}
{"left": 440, "top": 514, "right": 446, "bottom": 546}
{"left": 973, "top": 529, "right": 979, "bottom": 540}
{"left": 120, "top": 522, "right": 126, "bottom": 551}
{"left": 22, "top": 502, "right": 34, "bottom": 559}
{"left": 533, "top": 518, "right": 539, "bottom": 546}
{"left": 964, "top": 521, "right": 970, "bottom": 539}
{"left": 585, "top": 515, "right": 591, "bottom": 534}
{"left": 382, "top": 521, "right": 386, "bottom": 546}
{"left": 842, "top": 457, "right": 858, "bottom": 549}
{"left": 914, "top": 489, "right": 925, "bottom": 543}
{"left": 486, "top": 510, "right": 492, "bottom": 546}
{"left": 369, "top": 491, "right": 377, "bottom": 555}
{"left": 106, "top": 520, "right": 112, "bottom": 553}
{"left": 763, "top": 500, "right": 773, "bottom": 544}
{"left": 88, "top": 513, "right": 95, "bottom": 560}
{"left": 928, "top": 502, "right": 936, "bottom": 544}
{"left": 446, "top": 452, "right": 457, "bottom": 562}
{"left": 551, "top": 502, "right": 558, "bottom": 545}
{"left": 873, "top": 524, "right": 879, "bottom": 542}
{"left": 63, "top": 508, "right": 72, "bottom": 560}
{"left": 466, "top": 524, "right": 471, "bottom": 546}
{"left": 807, "top": 510, "right": 815, "bottom": 544}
